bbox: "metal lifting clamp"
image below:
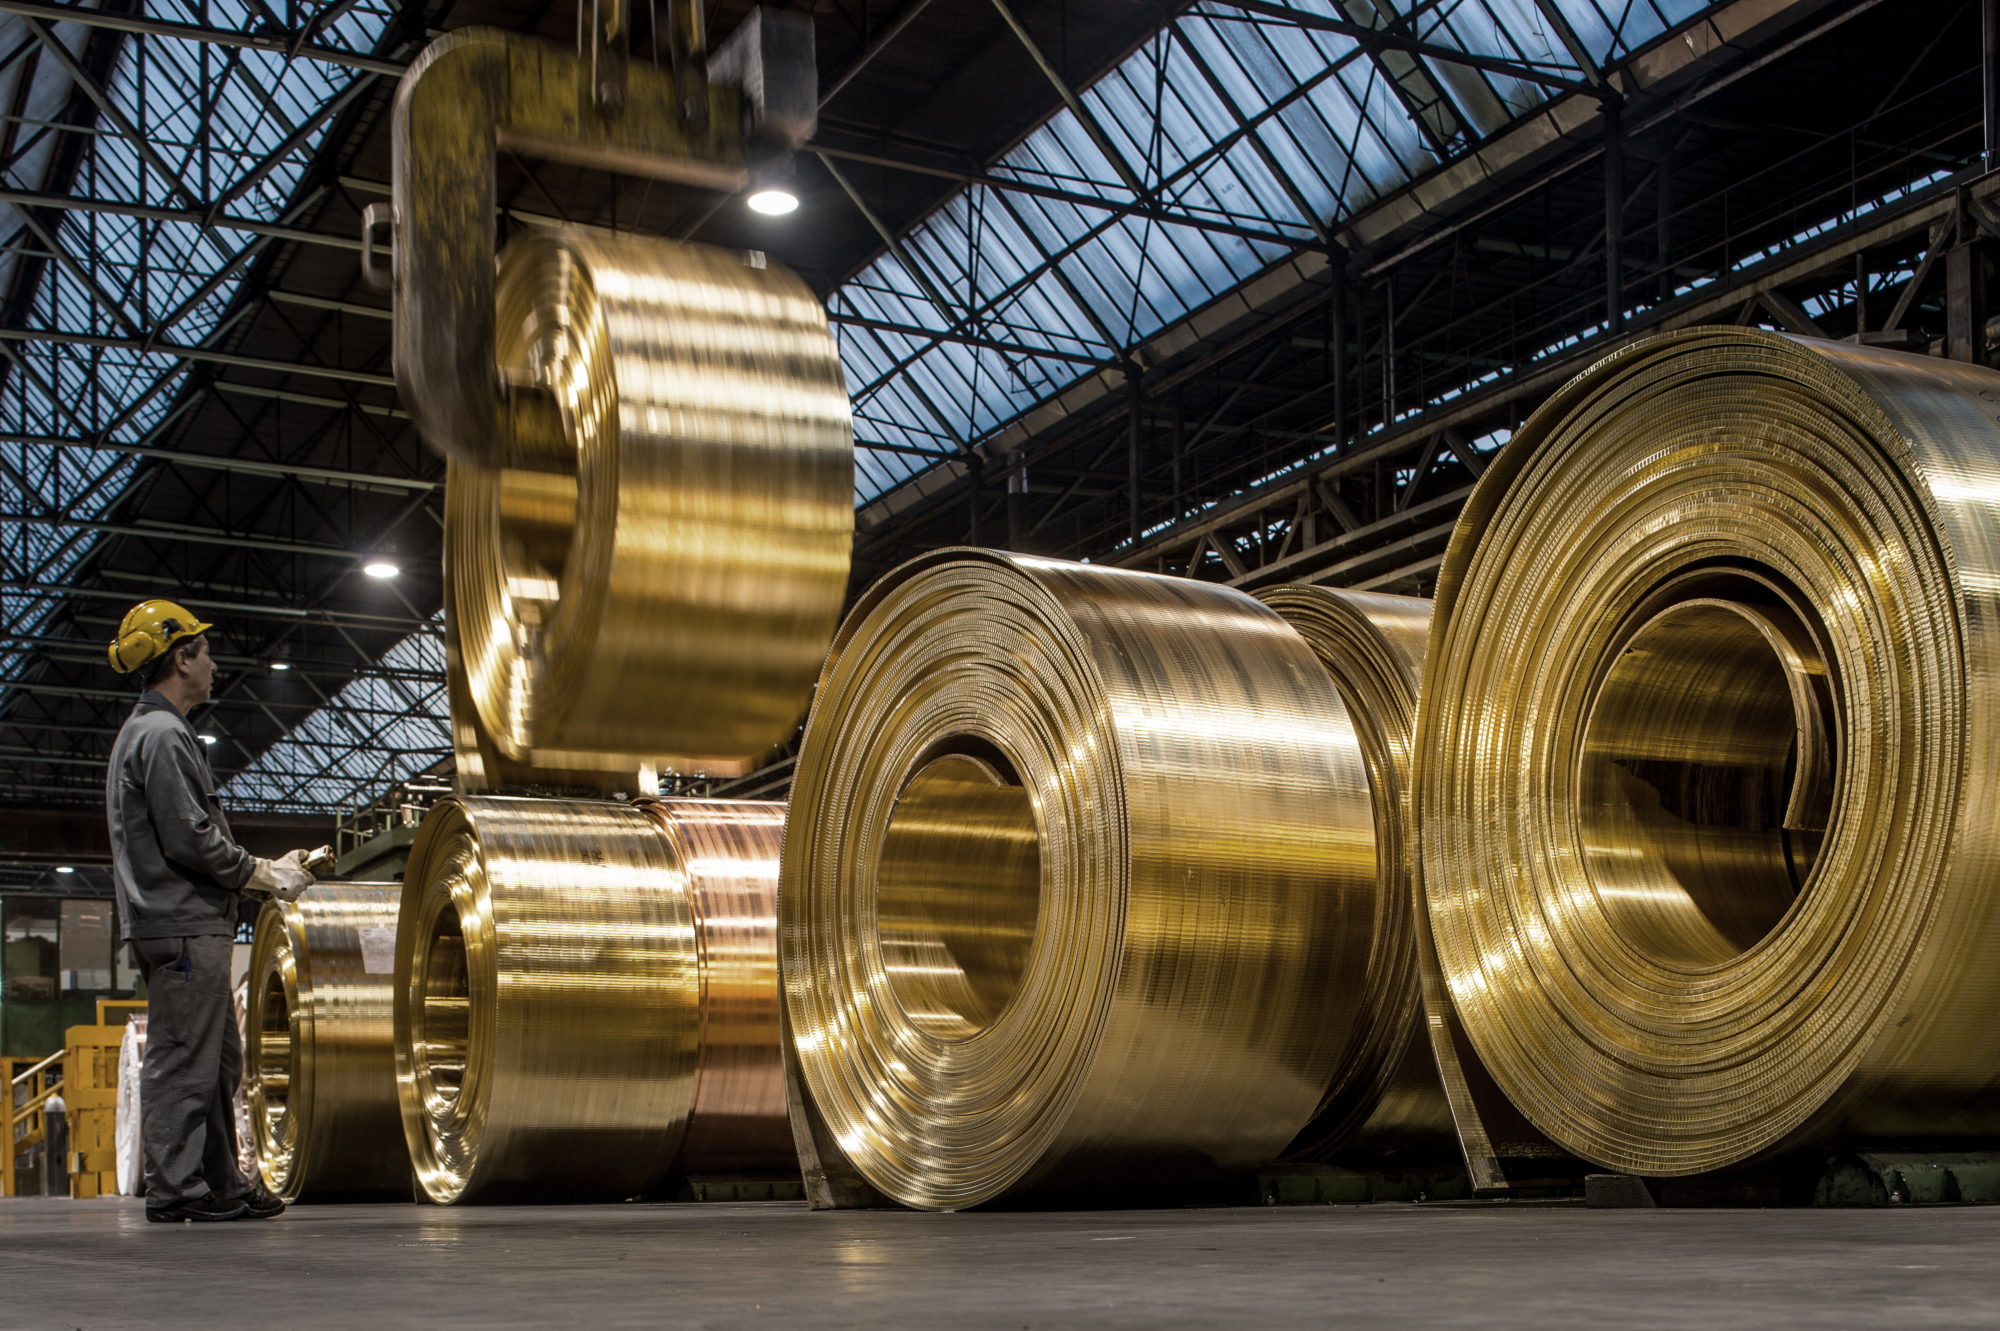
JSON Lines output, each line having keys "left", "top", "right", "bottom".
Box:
{"left": 362, "top": 0, "right": 817, "bottom": 470}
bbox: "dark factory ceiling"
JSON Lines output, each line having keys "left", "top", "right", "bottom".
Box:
{"left": 0, "top": 0, "right": 1982, "bottom": 873}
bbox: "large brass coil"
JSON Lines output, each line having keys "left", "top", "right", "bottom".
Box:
{"left": 781, "top": 548, "right": 1382, "bottom": 1211}
{"left": 245, "top": 884, "right": 408, "bottom": 1201}
{"left": 394, "top": 794, "right": 791, "bottom": 1203}
{"left": 1416, "top": 327, "right": 2000, "bottom": 1178}
{"left": 448, "top": 227, "right": 853, "bottom": 785}
{"left": 1254, "top": 587, "right": 1453, "bottom": 1162}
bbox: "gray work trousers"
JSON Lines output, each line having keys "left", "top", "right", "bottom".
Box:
{"left": 133, "top": 935, "right": 249, "bottom": 1206}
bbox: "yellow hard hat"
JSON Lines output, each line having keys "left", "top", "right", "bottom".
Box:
{"left": 108, "top": 599, "right": 213, "bottom": 674}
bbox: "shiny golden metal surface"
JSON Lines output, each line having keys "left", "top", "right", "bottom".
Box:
{"left": 635, "top": 797, "right": 795, "bottom": 1176}
{"left": 1255, "top": 587, "right": 1454, "bottom": 1163}
{"left": 1416, "top": 327, "right": 2000, "bottom": 1178}
{"left": 245, "top": 885, "right": 408, "bottom": 1201}
{"left": 447, "top": 227, "right": 853, "bottom": 786}
{"left": 394, "top": 794, "right": 792, "bottom": 1203}
{"left": 781, "top": 549, "right": 1381, "bottom": 1211}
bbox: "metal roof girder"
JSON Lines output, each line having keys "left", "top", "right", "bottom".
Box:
{"left": 0, "top": 0, "right": 407, "bottom": 76}
{"left": 1165, "top": 19, "right": 1333, "bottom": 248}
{"left": 19, "top": 14, "right": 203, "bottom": 211}
{"left": 986, "top": 0, "right": 1150, "bottom": 199}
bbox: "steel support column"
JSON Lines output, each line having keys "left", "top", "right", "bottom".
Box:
{"left": 1986, "top": 0, "right": 1998, "bottom": 171}
{"left": 1947, "top": 240, "right": 1988, "bottom": 363}
{"left": 1007, "top": 460, "right": 1028, "bottom": 551}
{"left": 1126, "top": 367, "right": 1143, "bottom": 546}
{"left": 968, "top": 452, "right": 985, "bottom": 546}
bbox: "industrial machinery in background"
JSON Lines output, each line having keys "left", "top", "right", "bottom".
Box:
{"left": 331, "top": 770, "right": 455, "bottom": 882}
{"left": 371, "top": 0, "right": 853, "bottom": 798}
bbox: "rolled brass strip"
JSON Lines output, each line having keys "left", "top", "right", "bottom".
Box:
{"left": 395, "top": 794, "right": 792, "bottom": 1202}
{"left": 634, "top": 797, "right": 795, "bottom": 1176}
{"left": 1254, "top": 586, "right": 1454, "bottom": 1163}
{"left": 245, "top": 884, "right": 408, "bottom": 1201}
{"left": 1416, "top": 327, "right": 2000, "bottom": 1177}
{"left": 447, "top": 227, "right": 853, "bottom": 783}
{"left": 781, "top": 548, "right": 1381, "bottom": 1211}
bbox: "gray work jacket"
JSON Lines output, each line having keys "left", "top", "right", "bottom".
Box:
{"left": 105, "top": 690, "right": 254, "bottom": 940}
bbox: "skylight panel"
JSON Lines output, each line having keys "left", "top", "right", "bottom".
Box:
{"left": 0, "top": 5, "right": 396, "bottom": 708}
{"left": 835, "top": 2, "right": 1734, "bottom": 513}
{"left": 221, "top": 620, "right": 451, "bottom": 813}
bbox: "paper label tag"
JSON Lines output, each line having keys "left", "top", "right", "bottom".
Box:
{"left": 357, "top": 926, "right": 397, "bottom": 976}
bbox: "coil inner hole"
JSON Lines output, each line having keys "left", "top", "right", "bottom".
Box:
{"left": 256, "top": 968, "right": 292, "bottom": 1132}
{"left": 877, "top": 749, "right": 1042, "bottom": 1039}
{"left": 417, "top": 913, "right": 472, "bottom": 1107}
{"left": 493, "top": 275, "right": 584, "bottom": 617}
{"left": 1580, "top": 593, "right": 1836, "bottom": 968}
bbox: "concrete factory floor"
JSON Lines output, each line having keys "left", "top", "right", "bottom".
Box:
{"left": 3, "top": 1195, "right": 1998, "bottom": 1329}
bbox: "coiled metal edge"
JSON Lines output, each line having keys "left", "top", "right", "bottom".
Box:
{"left": 447, "top": 227, "right": 854, "bottom": 785}
{"left": 781, "top": 548, "right": 1382, "bottom": 1211}
{"left": 634, "top": 797, "right": 795, "bottom": 1176}
{"left": 1416, "top": 326, "right": 2000, "bottom": 1177}
{"left": 1254, "top": 587, "right": 1455, "bottom": 1164}
{"left": 395, "top": 794, "right": 792, "bottom": 1202}
{"left": 245, "top": 884, "right": 409, "bottom": 1201}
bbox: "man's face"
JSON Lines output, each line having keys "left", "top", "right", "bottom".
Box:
{"left": 177, "top": 637, "right": 216, "bottom": 705}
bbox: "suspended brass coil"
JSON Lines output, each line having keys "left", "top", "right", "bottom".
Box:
{"left": 1416, "top": 327, "right": 2000, "bottom": 1177}
{"left": 395, "top": 794, "right": 791, "bottom": 1203}
{"left": 781, "top": 549, "right": 1381, "bottom": 1211}
{"left": 245, "top": 884, "right": 408, "bottom": 1201}
{"left": 1254, "top": 587, "right": 1454, "bottom": 1162}
{"left": 448, "top": 227, "right": 853, "bottom": 783}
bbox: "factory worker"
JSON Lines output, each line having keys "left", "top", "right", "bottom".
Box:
{"left": 105, "top": 600, "right": 318, "bottom": 1223}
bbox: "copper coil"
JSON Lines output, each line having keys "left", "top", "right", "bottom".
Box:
{"left": 633, "top": 797, "right": 793, "bottom": 1175}
{"left": 448, "top": 227, "right": 853, "bottom": 786}
{"left": 780, "top": 549, "right": 1382, "bottom": 1211}
{"left": 1416, "top": 327, "right": 2000, "bottom": 1179}
{"left": 1254, "top": 587, "right": 1454, "bottom": 1163}
{"left": 245, "top": 884, "right": 409, "bottom": 1201}
{"left": 395, "top": 794, "right": 792, "bottom": 1203}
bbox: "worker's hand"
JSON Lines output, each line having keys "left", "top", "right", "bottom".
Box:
{"left": 272, "top": 848, "right": 319, "bottom": 901}
{"left": 245, "top": 853, "right": 315, "bottom": 903}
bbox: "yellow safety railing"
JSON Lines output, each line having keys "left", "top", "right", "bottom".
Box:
{"left": 3, "top": 1049, "right": 64, "bottom": 1198}
{"left": 95, "top": 1000, "right": 146, "bottom": 1028}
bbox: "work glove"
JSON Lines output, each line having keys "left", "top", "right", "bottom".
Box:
{"left": 245, "top": 848, "right": 318, "bottom": 903}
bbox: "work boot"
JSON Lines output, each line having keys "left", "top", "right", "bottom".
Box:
{"left": 146, "top": 1193, "right": 247, "bottom": 1223}
{"left": 234, "top": 1187, "right": 286, "bottom": 1220}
